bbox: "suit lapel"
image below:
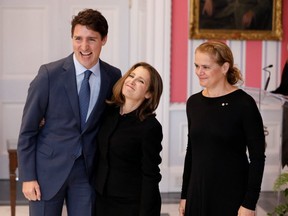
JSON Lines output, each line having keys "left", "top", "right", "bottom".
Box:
{"left": 62, "top": 55, "right": 81, "bottom": 128}
{"left": 85, "top": 60, "right": 112, "bottom": 129}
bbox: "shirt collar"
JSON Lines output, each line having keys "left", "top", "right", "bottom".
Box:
{"left": 73, "top": 54, "right": 100, "bottom": 76}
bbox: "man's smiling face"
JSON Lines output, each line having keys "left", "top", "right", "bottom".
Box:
{"left": 72, "top": 24, "right": 107, "bottom": 69}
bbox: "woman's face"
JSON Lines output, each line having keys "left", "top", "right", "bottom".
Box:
{"left": 194, "top": 50, "right": 228, "bottom": 89}
{"left": 122, "top": 66, "right": 151, "bottom": 103}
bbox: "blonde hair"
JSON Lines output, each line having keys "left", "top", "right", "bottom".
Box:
{"left": 196, "top": 41, "right": 243, "bottom": 85}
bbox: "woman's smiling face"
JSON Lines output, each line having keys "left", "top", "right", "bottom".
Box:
{"left": 122, "top": 66, "right": 151, "bottom": 103}
{"left": 194, "top": 50, "right": 228, "bottom": 89}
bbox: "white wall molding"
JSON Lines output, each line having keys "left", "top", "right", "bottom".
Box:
{"left": 130, "top": 0, "right": 172, "bottom": 191}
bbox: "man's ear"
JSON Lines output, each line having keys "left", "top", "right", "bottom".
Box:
{"left": 102, "top": 35, "right": 108, "bottom": 46}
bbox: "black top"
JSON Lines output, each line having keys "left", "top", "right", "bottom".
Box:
{"left": 94, "top": 106, "right": 163, "bottom": 216}
{"left": 181, "top": 89, "right": 266, "bottom": 215}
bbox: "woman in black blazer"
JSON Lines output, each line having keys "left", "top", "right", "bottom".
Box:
{"left": 94, "top": 62, "right": 163, "bottom": 216}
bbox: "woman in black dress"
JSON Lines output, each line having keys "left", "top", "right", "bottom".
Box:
{"left": 94, "top": 62, "right": 163, "bottom": 216}
{"left": 179, "top": 41, "right": 266, "bottom": 216}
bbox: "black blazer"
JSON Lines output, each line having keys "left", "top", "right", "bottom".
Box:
{"left": 94, "top": 106, "right": 163, "bottom": 215}
{"left": 17, "top": 54, "right": 121, "bottom": 200}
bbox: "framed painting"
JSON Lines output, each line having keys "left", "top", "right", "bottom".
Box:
{"left": 189, "top": 0, "right": 282, "bottom": 40}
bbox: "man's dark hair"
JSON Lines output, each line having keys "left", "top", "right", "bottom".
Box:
{"left": 71, "top": 8, "right": 108, "bottom": 39}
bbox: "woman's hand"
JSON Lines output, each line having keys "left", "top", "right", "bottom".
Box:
{"left": 238, "top": 206, "right": 255, "bottom": 216}
{"left": 179, "top": 199, "right": 186, "bottom": 216}
{"left": 39, "top": 118, "right": 45, "bottom": 128}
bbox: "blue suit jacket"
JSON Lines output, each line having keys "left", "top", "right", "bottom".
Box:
{"left": 17, "top": 54, "right": 121, "bottom": 200}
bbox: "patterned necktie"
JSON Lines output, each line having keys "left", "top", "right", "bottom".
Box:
{"left": 79, "top": 70, "right": 92, "bottom": 131}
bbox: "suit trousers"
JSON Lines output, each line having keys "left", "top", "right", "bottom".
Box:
{"left": 29, "top": 156, "right": 95, "bottom": 216}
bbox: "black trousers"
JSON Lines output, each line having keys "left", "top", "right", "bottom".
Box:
{"left": 95, "top": 192, "right": 140, "bottom": 216}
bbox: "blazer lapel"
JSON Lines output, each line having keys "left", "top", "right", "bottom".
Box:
{"left": 99, "top": 107, "right": 119, "bottom": 156}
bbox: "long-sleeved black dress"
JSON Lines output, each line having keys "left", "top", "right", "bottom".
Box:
{"left": 181, "top": 89, "right": 266, "bottom": 215}
{"left": 94, "top": 106, "right": 163, "bottom": 216}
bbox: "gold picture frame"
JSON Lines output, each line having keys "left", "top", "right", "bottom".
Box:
{"left": 189, "top": 0, "right": 282, "bottom": 40}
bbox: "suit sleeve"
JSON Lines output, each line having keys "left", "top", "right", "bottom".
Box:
{"left": 139, "top": 118, "right": 163, "bottom": 216}
{"left": 17, "top": 65, "right": 49, "bottom": 182}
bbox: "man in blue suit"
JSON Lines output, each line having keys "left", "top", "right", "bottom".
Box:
{"left": 17, "top": 9, "right": 121, "bottom": 216}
